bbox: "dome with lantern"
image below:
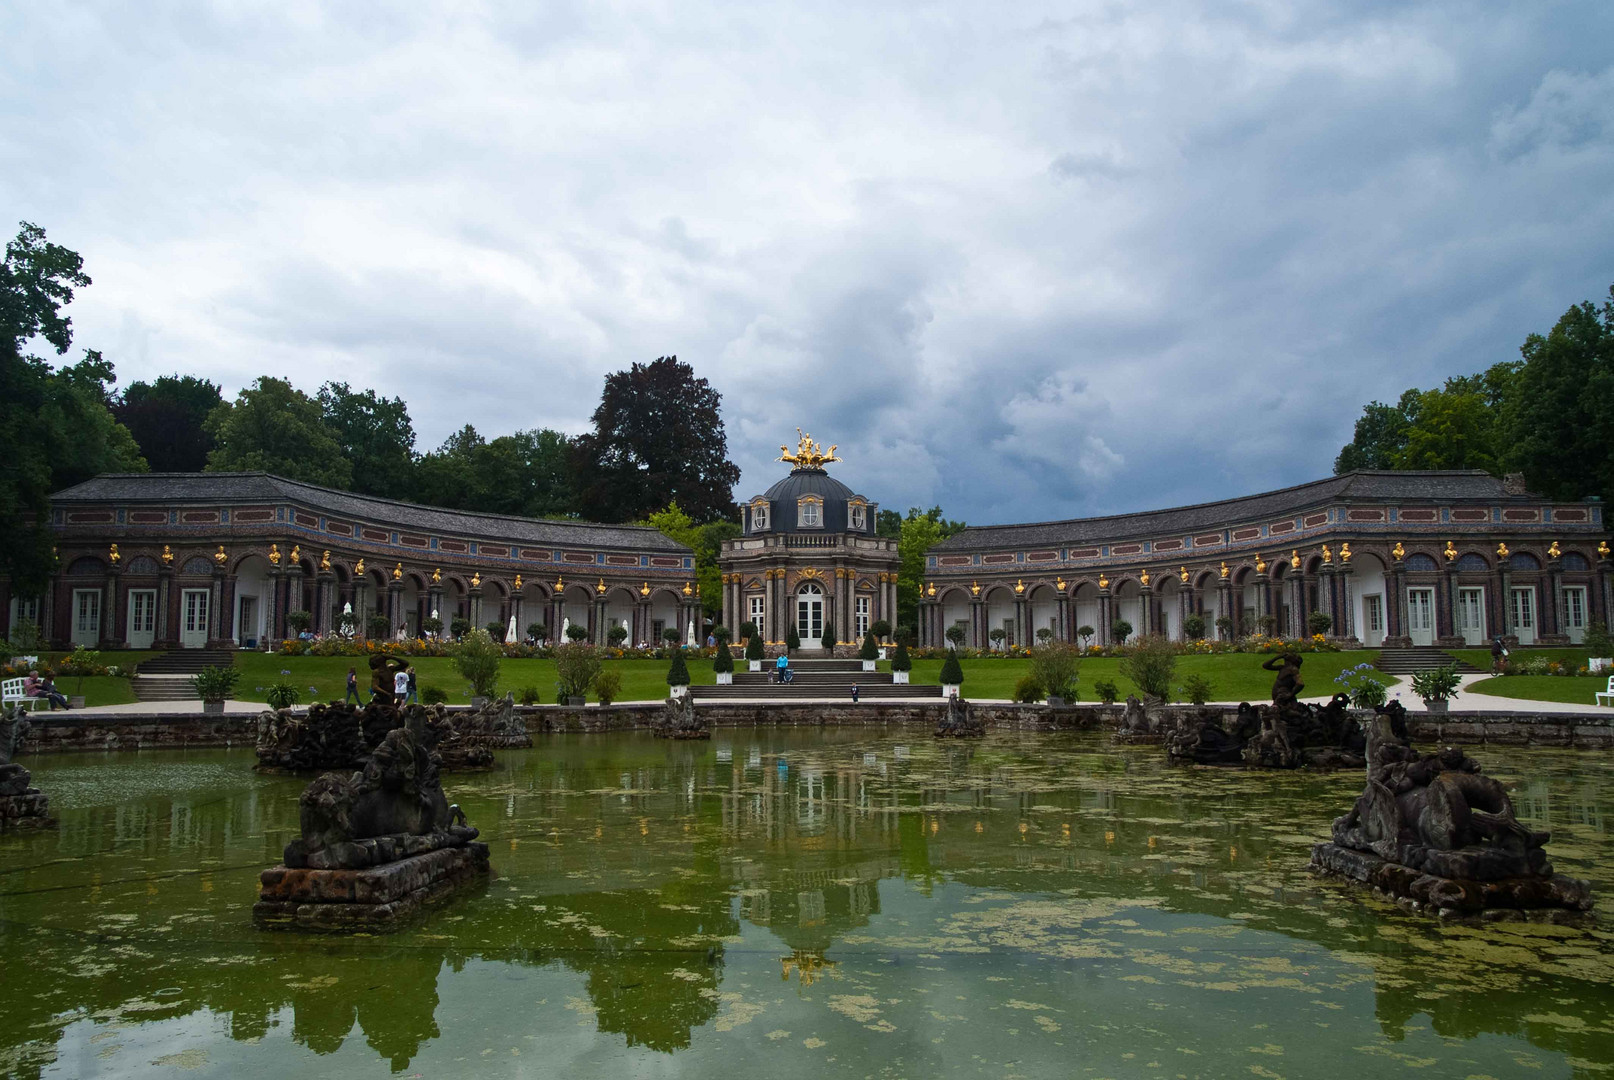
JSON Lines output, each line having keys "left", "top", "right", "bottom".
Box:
{"left": 743, "top": 431, "right": 877, "bottom": 536}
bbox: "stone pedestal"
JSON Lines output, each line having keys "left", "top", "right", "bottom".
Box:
{"left": 0, "top": 764, "right": 55, "bottom": 830}
{"left": 1310, "top": 841, "right": 1592, "bottom": 921}
{"left": 254, "top": 842, "right": 490, "bottom": 931}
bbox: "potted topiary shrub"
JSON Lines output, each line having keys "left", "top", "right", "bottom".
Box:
{"left": 1307, "top": 610, "right": 1332, "bottom": 636}
{"left": 527, "top": 622, "right": 548, "bottom": 645}
{"left": 989, "top": 627, "right": 1007, "bottom": 651}
{"left": 593, "top": 668, "right": 622, "bottom": 706}
{"left": 745, "top": 632, "right": 764, "bottom": 672}
{"left": 1256, "top": 615, "right": 1278, "bottom": 637}
{"left": 1410, "top": 664, "right": 1462, "bottom": 713}
{"left": 712, "top": 640, "right": 734, "bottom": 684}
{"left": 454, "top": 629, "right": 503, "bottom": 706}
{"left": 1076, "top": 625, "right": 1095, "bottom": 648}
{"left": 554, "top": 642, "right": 600, "bottom": 706}
{"left": 821, "top": 618, "right": 836, "bottom": 654}
{"left": 1215, "top": 616, "right": 1236, "bottom": 641}
{"left": 786, "top": 625, "right": 800, "bottom": 655}
{"left": 859, "top": 630, "right": 878, "bottom": 671}
{"left": 190, "top": 664, "right": 240, "bottom": 716}
{"left": 485, "top": 620, "right": 505, "bottom": 639}
{"left": 366, "top": 613, "right": 391, "bottom": 640}
{"left": 608, "top": 625, "right": 629, "bottom": 648}
{"left": 666, "top": 646, "right": 691, "bottom": 698}
{"left": 1110, "top": 619, "right": 1132, "bottom": 646}
{"left": 939, "top": 650, "right": 963, "bottom": 699}
{"left": 421, "top": 615, "right": 443, "bottom": 638}
{"left": 566, "top": 623, "right": 589, "bottom": 642}
{"left": 872, "top": 620, "right": 892, "bottom": 659}
{"left": 286, "top": 610, "right": 312, "bottom": 636}
{"left": 891, "top": 640, "right": 912, "bottom": 684}
{"left": 450, "top": 616, "right": 472, "bottom": 640}
{"left": 945, "top": 625, "right": 967, "bottom": 650}
{"left": 1183, "top": 612, "right": 1207, "bottom": 641}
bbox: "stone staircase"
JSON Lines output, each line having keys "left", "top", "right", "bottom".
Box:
{"left": 1372, "top": 647, "right": 1483, "bottom": 676}
{"left": 131, "top": 649, "right": 236, "bottom": 702}
{"left": 690, "top": 658, "right": 942, "bottom": 700}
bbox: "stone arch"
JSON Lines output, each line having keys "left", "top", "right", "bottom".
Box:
{"left": 1156, "top": 573, "right": 1182, "bottom": 640}
{"left": 233, "top": 553, "right": 274, "bottom": 647}
{"left": 1352, "top": 551, "right": 1390, "bottom": 647}
{"left": 983, "top": 585, "right": 1016, "bottom": 647}
{"left": 1509, "top": 551, "right": 1542, "bottom": 571}
{"left": 1027, "top": 583, "right": 1059, "bottom": 643}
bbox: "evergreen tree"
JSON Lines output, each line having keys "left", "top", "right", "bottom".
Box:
{"left": 891, "top": 641, "right": 912, "bottom": 672}
{"left": 859, "top": 631, "right": 879, "bottom": 661}
{"left": 785, "top": 625, "right": 800, "bottom": 654}
{"left": 939, "top": 651, "right": 964, "bottom": 687}
{"left": 666, "top": 646, "right": 691, "bottom": 687}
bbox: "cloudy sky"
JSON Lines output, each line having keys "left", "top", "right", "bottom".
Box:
{"left": 4, "top": 2, "right": 1612, "bottom": 525}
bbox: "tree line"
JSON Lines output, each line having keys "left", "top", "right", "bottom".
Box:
{"left": 1335, "top": 281, "right": 1614, "bottom": 506}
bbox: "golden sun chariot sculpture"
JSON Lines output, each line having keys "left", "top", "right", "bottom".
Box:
{"left": 777, "top": 429, "right": 841, "bottom": 469}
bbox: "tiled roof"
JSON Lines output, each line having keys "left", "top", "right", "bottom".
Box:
{"left": 51, "top": 472, "right": 690, "bottom": 553}
{"left": 933, "top": 471, "right": 1536, "bottom": 551}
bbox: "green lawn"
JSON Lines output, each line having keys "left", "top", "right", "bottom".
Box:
{"left": 1447, "top": 647, "right": 1595, "bottom": 674}
{"left": 1464, "top": 675, "right": 1612, "bottom": 706}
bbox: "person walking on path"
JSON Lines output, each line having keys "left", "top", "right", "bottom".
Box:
{"left": 394, "top": 664, "right": 410, "bottom": 703}
{"left": 344, "top": 667, "right": 361, "bottom": 704}
{"left": 406, "top": 666, "right": 419, "bottom": 705}
{"left": 1491, "top": 636, "right": 1508, "bottom": 673}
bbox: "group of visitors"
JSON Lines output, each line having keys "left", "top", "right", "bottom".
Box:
{"left": 341, "top": 665, "right": 417, "bottom": 704}
{"left": 21, "top": 670, "right": 71, "bottom": 710}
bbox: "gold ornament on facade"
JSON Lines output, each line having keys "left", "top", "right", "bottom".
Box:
{"left": 1391, "top": 542, "right": 1405, "bottom": 561}
{"left": 596, "top": 577, "right": 607, "bottom": 594}
{"left": 1219, "top": 561, "right": 1230, "bottom": 579}
{"left": 640, "top": 582, "right": 651, "bottom": 597}
{"left": 925, "top": 581, "right": 936, "bottom": 597}
{"left": 799, "top": 566, "right": 823, "bottom": 580}
{"left": 682, "top": 581, "right": 693, "bottom": 597}
{"left": 970, "top": 581, "right": 981, "bottom": 596}
{"left": 290, "top": 545, "right": 301, "bottom": 564}
{"left": 1013, "top": 579, "right": 1025, "bottom": 594}
{"left": 214, "top": 545, "right": 228, "bottom": 565}
{"left": 1139, "top": 568, "right": 1151, "bottom": 587}
{"left": 1289, "top": 549, "right": 1300, "bottom": 570}
{"left": 1253, "top": 555, "right": 1266, "bottom": 575}
{"left": 1098, "top": 574, "right": 1110, "bottom": 590}
{"left": 777, "top": 428, "right": 841, "bottom": 469}
{"left": 514, "top": 574, "right": 523, "bottom": 590}
{"left": 1321, "top": 545, "right": 1332, "bottom": 564}
{"left": 1601, "top": 540, "right": 1611, "bottom": 559}
{"left": 1497, "top": 542, "right": 1510, "bottom": 559}
{"left": 320, "top": 549, "right": 331, "bottom": 570}
{"left": 470, "top": 572, "right": 481, "bottom": 588}
{"left": 1339, "top": 543, "right": 1352, "bottom": 563}
{"left": 1444, "top": 541, "right": 1458, "bottom": 561}
{"left": 1179, "top": 565, "right": 1189, "bottom": 583}
{"left": 431, "top": 567, "right": 441, "bottom": 584}
{"left": 109, "top": 543, "right": 120, "bottom": 564}
{"left": 269, "top": 544, "right": 282, "bottom": 566}
{"left": 1056, "top": 576, "right": 1068, "bottom": 592}
{"left": 161, "top": 544, "right": 173, "bottom": 565}
{"left": 353, "top": 557, "right": 363, "bottom": 574}
{"left": 1548, "top": 541, "right": 1561, "bottom": 560}
{"left": 392, "top": 563, "right": 402, "bottom": 580}
{"left": 555, "top": 575, "right": 564, "bottom": 591}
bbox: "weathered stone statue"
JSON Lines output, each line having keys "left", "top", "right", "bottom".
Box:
{"left": 654, "top": 694, "right": 710, "bottom": 739}
{"left": 255, "top": 706, "right": 489, "bottom": 930}
{"left": 256, "top": 697, "right": 524, "bottom": 773}
{"left": 1115, "top": 694, "right": 1166, "bottom": 742}
{"left": 369, "top": 654, "right": 409, "bottom": 704}
{"left": 1311, "top": 713, "right": 1593, "bottom": 918}
{"left": 934, "top": 695, "right": 985, "bottom": 738}
{"left": 1165, "top": 703, "right": 1260, "bottom": 764}
{"left": 1167, "top": 655, "right": 1372, "bottom": 769}
{"left": 0, "top": 705, "right": 54, "bottom": 829}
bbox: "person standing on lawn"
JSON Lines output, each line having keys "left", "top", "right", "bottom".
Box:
{"left": 344, "top": 667, "right": 361, "bottom": 704}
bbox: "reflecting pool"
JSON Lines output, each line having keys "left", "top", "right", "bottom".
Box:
{"left": 2, "top": 730, "right": 1611, "bottom": 1078}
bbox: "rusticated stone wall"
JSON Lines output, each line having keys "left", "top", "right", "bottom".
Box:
{"left": 17, "top": 704, "right": 1614, "bottom": 753}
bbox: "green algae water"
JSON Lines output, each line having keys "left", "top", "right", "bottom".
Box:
{"left": 2, "top": 730, "right": 1611, "bottom": 1079}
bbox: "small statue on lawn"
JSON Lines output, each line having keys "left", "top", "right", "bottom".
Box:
{"left": 655, "top": 694, "right": 710, "bottom": 740}
{"left": 370, "top": 654, "right": 409, "bottom": 704}
{"left": 935, "top": 695, "right": 985, "bottom": 738}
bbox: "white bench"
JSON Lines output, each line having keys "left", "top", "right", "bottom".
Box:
{"left": 1, "top": 678, "right": 47, "bottom": 713}
{"left": 1596, "top": 677, "right": 1614, "bottom": 708}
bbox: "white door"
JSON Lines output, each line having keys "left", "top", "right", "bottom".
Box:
{"left": 127, "top": 589, "right": 156, "bottom": 649}
{"left": 1406, "top": 588, "right": 1435, "bottom": 646}
{"left": 181, "top": 588, "right": 210, "bottom": 649}
{"left": 1362, "top": 594, "right": 1385, "bottom": 647}
{"left": 1456, "top": 587, "right": 1486, "bottom": 646}
{"left": 1563, "top": 587, "right": 1587, "bottom": 645}
{"left": 796, "top": 583, "right": 823, "bottom": 648}
{"left": 1510, "top": 586, "right": 1536, "bottom": 646}
{"left": 71, "top": 589, "right": 100, "bottom": 647}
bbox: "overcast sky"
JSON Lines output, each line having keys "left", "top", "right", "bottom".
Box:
{"left": 4, "top": 2, "right": 1611, "bottom": 525}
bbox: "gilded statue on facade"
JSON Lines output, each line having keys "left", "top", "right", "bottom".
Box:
{"left": 289, "top": 545, "right": 301, "bottom": 564}
{"left": 214, "top": 545, "right": 227, "bottom": 565}
{"left": 1497, "top": 542, "right": 1510, "bottom": 560}
{"left": 1392, "top": 542, "right": 1405, "bottom": 561}
{"left": 320, "top": 549, "right": 331, "bottom": 571}
{"left": 470, "top": 572, "right": 481, "bottom": 588}
{"left": 161, "top": 544, "right": 173, "bottom": 565}
{"left": 109, "top": 543, "right": 120, "bottom": 564}
{"left": 1339, "top": 543, "right": 1352, "bottom": 563}
{"left": 1444, "top": 540, "right": 1458, "bottom": 561}
{"left": 1139, "top": 569, "right": 1150, "bottom": 587}
{"left": 269, "top": 544, "right": 282, "bottom": 566}
{"left": 354, "top": 557, "right": 364, "bottom": 575}
{"left": 1289, "top": 550, "right": 1300, "bottom": 570}
{"left": 513, "top": 574, "right": 523, "bottom": 590}
{"left": 431, "top": 567, "right": 441, "bottom": 584}
{"left": 1178, "top": 566, "right": 1189, "bottom": 583}
{"left": 1321, "top": 544, "right": 1332, "bottom": 564}
{"left": 777, "top": 429, "right": 841, "bottom": 469}
{"left": 1254, "top": 555, "right": 1267, "bottom": 575}
{"left": 1219, "top": 561, "right": 1229, "bottom": 579}
{"left": 392, "top": 563, "right": 402, "bottom": 580}
{"left": 1548, "top": 541, "right": 1561, "bottom": 560}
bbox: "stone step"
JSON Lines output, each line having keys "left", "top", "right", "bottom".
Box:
{"left": 1372, "top": 648, "right": 1483, "bottom": 675}
{"left": 691, "top": 684, "right": 941, "bottom": 699}
{"left": 730, "top": 672, "right": 894, "bottom": 686}
{"left": 131, "top": 677, "right": 200, "bottom": 701}
{"left": 135, "top": 650, "right": 235, "bottom": 675}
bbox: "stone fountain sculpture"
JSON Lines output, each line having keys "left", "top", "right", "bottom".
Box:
{"left": 254, "top": 706, "right": 489, "bottom": 931}
{"left": 654, "top": 693, "right": 710, "bottom": 739}
{"left": 1165, "top": 653, "right": 1369, "bottom": 769}
{"left": 934, "top": 694, "right": 985, "bottom": 738}
{"left": 0, "top": 705, "right": 54, "bottom": 829}
{"left": 255, "top": 696, "right": 526, "bottom": 773}
{"left": 1310, "top": 713, "right": 1593, "bottom": 919}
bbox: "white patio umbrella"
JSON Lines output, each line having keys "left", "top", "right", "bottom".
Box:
{"left": 687, "top": 620, "right": 696, "bottom": 647}
{"left": 506, "top": 615, "right": 518, "bottom": 644}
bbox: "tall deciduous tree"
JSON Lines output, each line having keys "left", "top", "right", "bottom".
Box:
{"left": 571, "top": 356, "right": 739, "bottom": 523}
{"left": 115, "top": 374, "right": 222, "bottom": 471}
{"left": 205, "top": 376, "right": 353, "bottom": 487}
{"left": 415, "top": 424, "right": 573, "bottom": 517}
{"left": 643, "top": 501, "right": 740, "bottom": 618}
{"left": 895, "top": 506, "right": 966, "bottom": 631}
{"left": 317, "top": 381, "right": 417, "bottom": 498}
{"left": 1, "top": 223, "right": 146, "bottom": 594}
{"left": 1334, "top": 367, "right": 1516, "bottom": 475}
{"left": 1505, "top": 286, "right": 1614, "bottom": 503}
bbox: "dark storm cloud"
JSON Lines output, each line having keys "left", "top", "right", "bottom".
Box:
{"left": 3, "top": 1, "right": 1611, "bottom": 525}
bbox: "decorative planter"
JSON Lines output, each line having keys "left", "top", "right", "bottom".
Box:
{"left": 892, "top": 671, "right": 910, "bottom": 685}
{"left": 748, "top": 660, "right": 761, "bottom": 673}
{"left": 942, "top": 683, "right": 960, "bottom": 699}
{"left": 670, "top": 684, "right": 689, "bottom": 698}
{"left": 566, "top": 696, "right": 586, "bottom": 707}
{"left": 878, "top": 647, "right": 888, "bottom": 660}
{"left": 202, "top": 700, "right": 226, "bottom": 716}
{"left": 68, "top": 696, "right": 86, "bottom": 709}
{"left": 1423, "top": 698, "right": 1449, "bottom": 714}
{"left": 1590, "top": 658, "right": 1612, "bottom": 674}
{"left": 862, "top": 660, "right": 876, "bottom": 672}
{"left": 716, "top": 672, "right": 733, "bottom": 685}
{"left": 1047, "top": 696, "right": 1066, "bottom": 707}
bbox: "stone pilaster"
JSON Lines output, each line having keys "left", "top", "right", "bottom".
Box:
{"left": 100, "top": 565, "right": 122, "bottom": 649}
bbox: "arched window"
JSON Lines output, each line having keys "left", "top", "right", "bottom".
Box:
{"left": 1561, "top": 552, "right": 1590, "bottom": 571}
{"left": 1510, "top": 552, "right": 1541, "bottom": 570}
{"left": 750, "top": 500, "right": 770, "bottom": 531}
{"left": 125, "top": 555, "right": 161, "bottom": 575}
{"left": 1455, "top": 553, "right": 1489, "bottom": 572}
{"left": 1404, "top": 554, "right": 1439, "bottom": 571}
{"left": 798, "top": 496, "right": 823, "bottom": 528}
{"left": 849, "top": 500, "right": 867, "bottom": 531}
{"left": 181, "top": 557, "right": 214, "bottom": 575}
{"left": 66, "top": 557, "right": 103, "bottom": 575}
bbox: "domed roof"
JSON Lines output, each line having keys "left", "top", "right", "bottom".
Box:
{"left": 763, "top": 467, "right": 855, "bottom": 504}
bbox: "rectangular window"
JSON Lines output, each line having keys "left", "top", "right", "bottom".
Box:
{"left": 1564, "top": 586, "right": 1587, "bottom": 644}
{"left": 71, "top": 589, "right": 100, "bottom": 647}
{"left": 855, "top": 595, "right": 870, "bottom": 637}
{"left": 1365, "top": 594, "right": 1383, "bottom": 633}
{"left": 749, "top": 594, "right": 765, "bottom": 631}
{"left": 1510, "top": 586, "right": 1536, "bottom": 646}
